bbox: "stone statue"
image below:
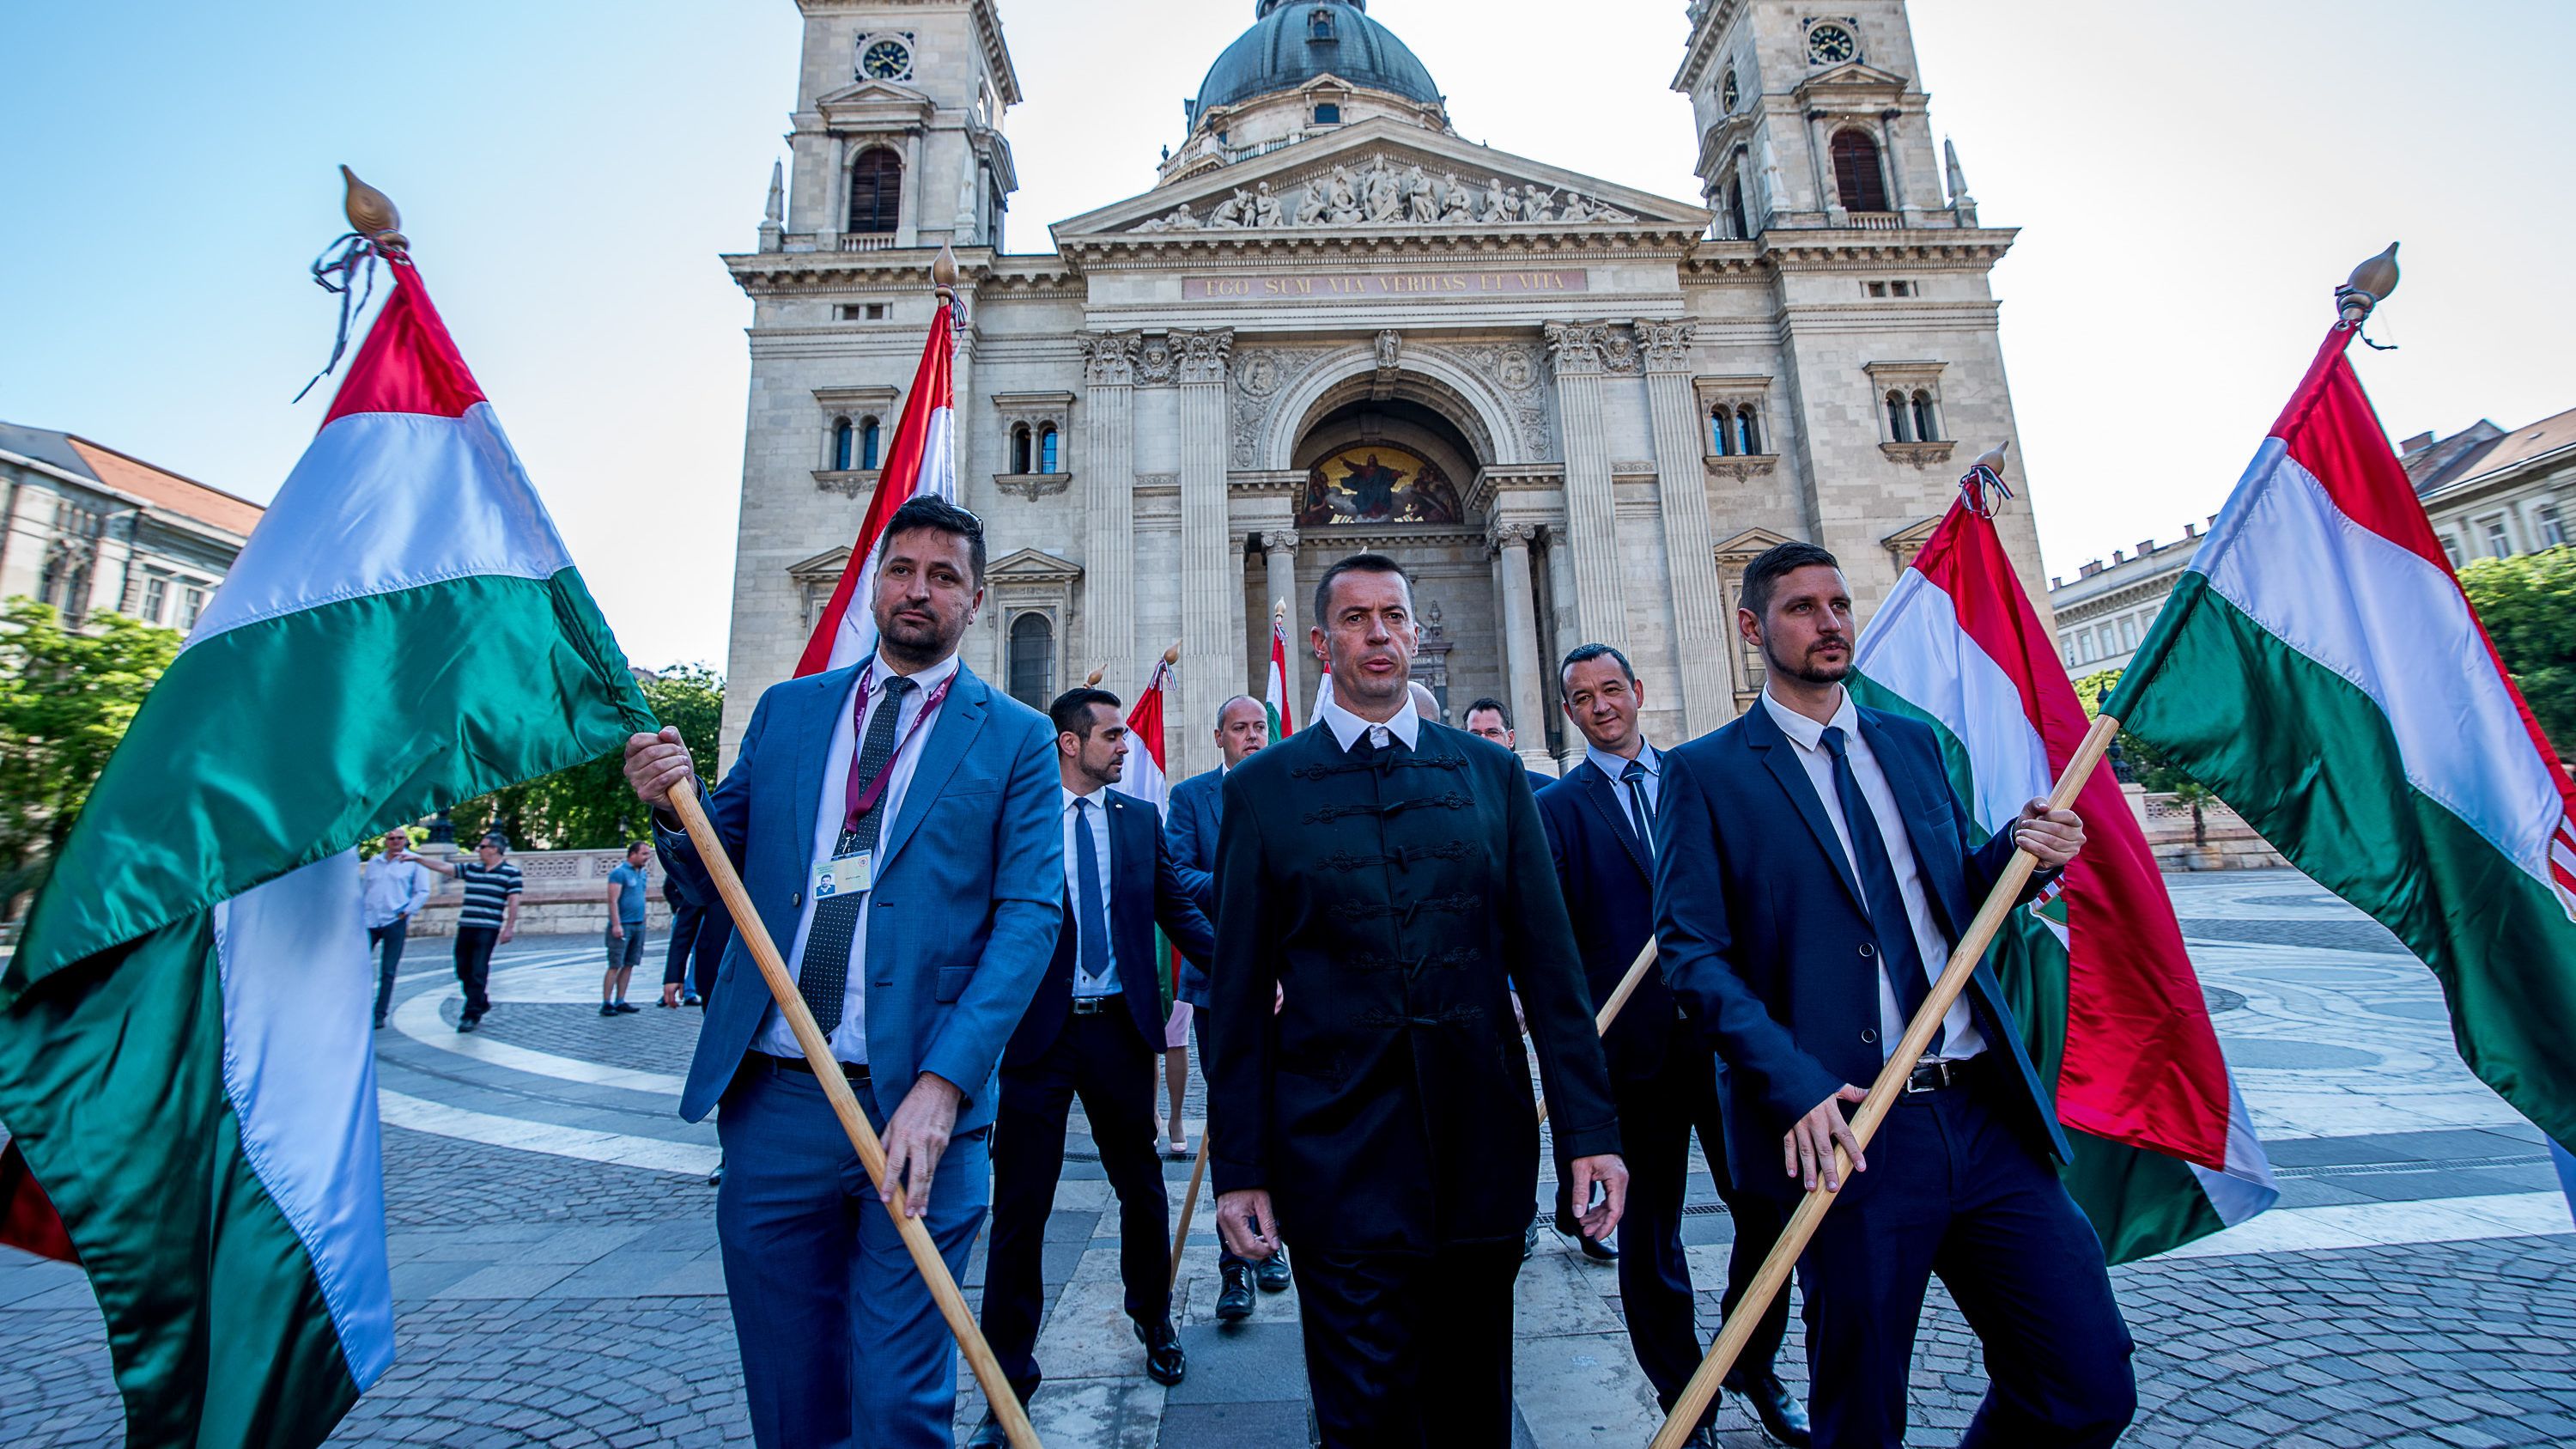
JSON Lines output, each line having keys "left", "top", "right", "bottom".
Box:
{"left": 1404, "top": 164, "right": 1437, "bottom": 222}
{"left": 1374, "top": 329, "right": 1401, "bottom": 371}
{"left": 1208, "top": 189, "right": 1250, "bottom": 228}
{"left": 1252, "top": 180, "right": 1286, "bottom": 227}
{"left": 1165, "top": 202, "right": 1200, "bottom": 230}
{"left": 1327, "top": 167, "right": 1362, "bottom": 224}
{"left": 1288, "top": 182, "right": 1324, "bottom": 226}
{"left": 1557, "top": 191, "right": 1593, "bottom": 223}
{"left": 1438, "top": 173, "right": 1473, "bottom": 222}
{"left": 1522, "top": 186, "right": 1556, "bottom": 222}
{"left": 1481, "top": 177, "right": 1510, "bottom": 222}
{"left": 1757, "top": 133, "right": 1784, "bottom": 217}
{"left": 1365, "top": 164, "right": 1401, "bottom": 222}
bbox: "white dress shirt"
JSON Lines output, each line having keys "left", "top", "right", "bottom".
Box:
{"left": 1061, "top": 783, "right": 1121, "bottom": 997}
{"left": 1317, "top": 685, "right": 1422, "bottom": 753}
{"left": 754, "top": 648, "right": 962, "bottom": 1065}
{"left": 1759, "top": 686, "right": 1984, "bottom": 1062}
{"left": 1585, "top": 740, "right": 1662, "bottom": 842}
{"left": 360, "top": 856, "right": 434, "bottom": 929}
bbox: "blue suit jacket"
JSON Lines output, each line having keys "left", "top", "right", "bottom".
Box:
{"left": 1163, "top": 767, "right": 1224, "bottom": 1008}
{"left": 657, "top": 659, "right": 1064, "bottom": 1133}
{"left": 1004, "top": 788, "right": 1215, "bottom": 1066}
{"left": 1536, "top": 759, "right": 1681, "bottom": 1083}
{"left": 1653, "top": 699, "right": 2068, "bottom": 1199}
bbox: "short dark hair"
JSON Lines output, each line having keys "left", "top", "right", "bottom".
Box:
{"left": 882, "top": 496, "right": 988, "bottom": 586}
{"left": 1741, "top": 540, "right": 1841, "bottom": 620}
{"left": 1048, "top": 686, "right": 1121, "bottom": 740}
{"left": 627, "top": 839, "right": 650, "bottom": 855}
{"left": 1214, "top": 694, "right": 1261, "bottom": 729}
{"left": 1558, "top": 642, "right": 1635, "bottom": 687}
{"left": 1462, "top": 697, "right": 1512, "bottom": 728}
{"left": 479, "top": 832, "right": 509, "bottom": 851}
{"left": 1312, "top": 552, "right": 1412, "bottom": 627}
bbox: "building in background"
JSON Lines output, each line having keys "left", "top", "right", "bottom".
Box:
{"left": 0, "top": 422, "right": 261, "bottom": 631}
{"left": 720, "top": 0, "right": 2049, "bottom": 778}
{"left": 2045, "top": 521, "right": 2214, "bottom": 681}
{"left": 2404, "top": 407, "right": 2576, "bottom": 566}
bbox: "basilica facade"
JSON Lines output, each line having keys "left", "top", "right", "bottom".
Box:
{"left": 721, "top": 0, "right": 2048, "bottom": 779}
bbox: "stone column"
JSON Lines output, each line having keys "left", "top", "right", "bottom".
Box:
{"left": 1544, "top": 524, "right": 1580, "bottom": 765}
{"left": 1080, "top": 332, "right": 1140, "bottom": 692}
{"left": 1635, "top": 318, "right": 1731, "bottom": 737}
{"left": 1175, "top": 328, "right": 1237, "bottom": 780}
{"left": 1542, "top": 323, "right": 1630, "bottom": 651}
{"left": 1262, "top": 528, "right": 1304, "bottom": 716}
{"left": 1491, "top": 521, "right": 1553, "bottom": 776}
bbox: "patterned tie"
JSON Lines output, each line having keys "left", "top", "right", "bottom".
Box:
{"left": 1073, "top": 797, "right": 1112, "bottom": 994}
{"left": 1820, "top": 726, "right": 1941, "bottom": 1055}
{"left": 1621, "top": 758, "right": 1656, "bottom": 860}
{"left": 799, "top": 673, "right": 916, "bottom": 1036}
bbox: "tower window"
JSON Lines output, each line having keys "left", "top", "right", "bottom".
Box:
{"left": 1726, "top": 175, "right": 1748, "bottom": 240}
{"left": 1007, "top": 613, "right": 1055, "bottom": 709}
{"left": 1736, "top": 405, "right": 1763, "bottom": 455}
{"left": 1312, "top": 102, "right": 1341, "bottom": 125}
{"left": 833, "top": 417, "right": 855, "bottom": 471}
{"left": 1710, "top": 407, "right": 1735, "bottom": 457}
{"left": 1011, "top": 423, "right": 1032, "bottom": 475}
{"left": 1038, "top": 423, "right": 1060, "bottom": 473}
{"left": 848, "top": 147, "right": 902, "bottom": 234}
{"left": 1886, "top": 391, "right": 1912, "bottom": 443}
{"left": 860, "top": 416, "right": 884, "bottom": 471}
{"left": 1911, "top": 389, "right": 1939, "bottom": 442}
{"left": 1831, "top": 129, "right": 1890, "bottom": 213}
{"left": 1309, "top": 7, "right": 1336, "bottom": 41}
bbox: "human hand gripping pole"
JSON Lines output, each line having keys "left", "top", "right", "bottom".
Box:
{"left": 651, "top": 761, "right": 1043, "bottom": 1449}
{"left": 1642, "top": 713, "right": 2121, "bottom": 1449}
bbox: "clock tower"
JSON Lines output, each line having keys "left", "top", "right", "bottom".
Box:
{"left": 775, "top": 0, "right": 1022, "bottom": 253}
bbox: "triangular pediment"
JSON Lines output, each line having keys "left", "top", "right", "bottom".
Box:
{"left": 787, "top": 545, "right": 852, "bottom": 581}
{"left": 1713, "top": 527, "right": 1797, "bottom": 563}
{"left": 814, "top": 78, "right": 934, "bottom": 131}
{"left": 987, "top": 546, "right": 1082, "bottom": 584}
{"left": 1053, "top": 117, "right": 1707, "bottom": 242}
{"left": 1795, "top": 61, "right": 1911, "bottom": 103}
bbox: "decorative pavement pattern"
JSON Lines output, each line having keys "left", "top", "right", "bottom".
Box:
{"left": 3, "top": 868, "right": 2572, "bottom": 1447}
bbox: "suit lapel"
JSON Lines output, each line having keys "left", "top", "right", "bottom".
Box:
{"left": 1575, "top": 762, "right": 1651, "bottom": 882}
{"left": 791, "top": 665, "right": 860, "bottom": 863}
{"left": 1857, "top": 711, "right": 1969, "bottom": 940}
{"left": 876, "top": 667, "right": 990, "bottom": 874}
{"left": 1742, "top": 703, "right": 1870, "bottom": 916}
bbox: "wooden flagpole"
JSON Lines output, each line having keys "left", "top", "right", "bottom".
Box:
{"left": 1534, "top": 935, "right": 1659, "bottom": 1129}
{"left": 1170, "top": 1136, "right": 1212, "bottom": 1291}
{"left": 662, "top": 780, "right": 1042, "bottom": 1449}
{"left": 1644, "top": 713, "right": 2122, "bottom": 1449}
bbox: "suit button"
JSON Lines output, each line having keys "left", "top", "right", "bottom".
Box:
{"left": 791, "top": 892, "right": 803, "bottom": 908}
{"left": 1858, "top": 942, "right": 1875, "bottom": 959}
{"left": 1861, "top": 1028, "right": 1879, "bottom": 1044}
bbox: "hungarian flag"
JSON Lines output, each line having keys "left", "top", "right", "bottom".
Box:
{"left": 1852, "top": 465, "right": 2277, "bottom": 1262}
{"left": 794, "top": 293, "right": 957, "bottom": 676}
{"left": 0, "top": 259, "right": 650, "bottom": 1446}
{"left": 2106, "top": 321, "right": 2576, "bottom": 1154}
{"left": 1265, "top": 606, "right": 1297, "bottom": 738}
{"left": 1115, "top": 658, "right": 1183, "bottom": 1008}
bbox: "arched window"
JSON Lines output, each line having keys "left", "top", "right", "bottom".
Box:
{"left": 1831, "top": 129, "right": 1890, "bottom": 213}
{"left": 860, "top": 416, "right": 883, "bottom": 470}
{"left": 1736, "top": 405, "right": 1763, "bottom": 455}
{"left": 1886, "top": 391, "right": 1913, "bottom": 443}
{"left": 1911, "top": 389, "right": 1939, "bottom": 443}
{"left": 848, "top": 147, "right": 902, "bottom": 234}
{"left": 1007, "top": 613, "right": 1054, "bottom": 709}
{"left": 1308, "top": 7, "right": 1336, "bottom": 41}
{"left": 1011, "top": 423, "right": 1032, "bottom": 475}
{"left": 1038, "top": 423, "right": 1060, "bottom": 473}
{"left": 1725, "top": 175, "right": 1749, "bottom": 240}
{"left": 832, "top": 417, "right": 854, "bottom": 471}
{"left": 1710, "top": 407, "right": 1735, "bottom": 457}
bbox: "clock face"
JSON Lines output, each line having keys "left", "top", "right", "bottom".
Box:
{"left": 1807, "top": 22, "right": 1857, "bottom": 65}
{"left": 860, "top": 38, "right": 911, "bottom": 80}
{"left": 1721, "top": 69, "right": 1740, "bottom": 112}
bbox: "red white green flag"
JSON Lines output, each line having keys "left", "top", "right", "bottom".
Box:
{"left": 1114, "top": 658, "right": 1182, "bottom": 1004}
{"left": 1265, "top": 607, "right": 1297, "bottom": 739}
{"left": 2105, "top": 322, "right": 2576, "bottom": 1153}
{"left": 1853, "top": 466, "right": 2277, "bottom": 1262}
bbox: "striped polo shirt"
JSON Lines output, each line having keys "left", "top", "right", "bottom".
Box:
{"left": 453, "top": 861, "right": 525, "bottom": 929}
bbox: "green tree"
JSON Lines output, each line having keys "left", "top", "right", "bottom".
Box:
{"left": 449, "top": 663, "right": 725, "bottom": 850}
{"left": 2071, "top": 666, "right": 2196, "bottom": 794}
{"left": 0, "top": 600, "right": 182, "bottom": 916}
{"left": 2458, "top": 546, "right": 2576, "bottom": 752}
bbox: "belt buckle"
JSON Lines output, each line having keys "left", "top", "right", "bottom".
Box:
{"left": 1905, "top": 1061, "right": 1949, "bottom": 1094}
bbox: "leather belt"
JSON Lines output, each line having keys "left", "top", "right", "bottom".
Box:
{"left": 1904, "top": 1056, "right": 1987, "bottom": 1094}
{"left": 1071, "top": 993, "right": 1123, "bottom": 1016}
{"left": 756, "top": 1051, "right": 870, "bottom": 1084}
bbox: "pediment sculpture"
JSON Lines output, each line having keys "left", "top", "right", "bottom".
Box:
{"left": 1132, "top": 154, "right": 1638, "bottom": 233}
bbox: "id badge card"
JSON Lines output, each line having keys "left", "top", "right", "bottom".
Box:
{"left": 811, "top": 849, "right": 872, "bottom": 900}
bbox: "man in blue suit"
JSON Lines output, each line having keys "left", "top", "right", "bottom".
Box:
{"left": 969, "top": 687, "right": 1217, "bottom": 1442}
{"left": 1536, "top": 644, "right": 1804, "bottom": 1447}
{"left": 1462, "top": 697, "right": 1561, "bottom": 801}
{"left": 1163, "top": 693, "right": 1292, "bottom": 1319}
{"left": 1654, "top": 541, "right": 2134, "bottom": 1449}
{"left": 623, "top": 496, "right": 1063, "bottom": 1449}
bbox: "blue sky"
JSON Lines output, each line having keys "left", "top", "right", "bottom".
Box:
{"left": 4, "top": 1, "right": 2571, "bottom": 668}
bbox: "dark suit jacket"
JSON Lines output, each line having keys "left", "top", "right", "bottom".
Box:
{"left": 1536, "top": 758, "right": 1680, "bottom": 1083}
{"left": 1163, "top": 767, "right": 1224, "bottom": 1008}
{"left": 1653, "top": 699, "right": 2069, "bottom": 1201}
{"left": 1004, "top": 788, "right": 1215, "bottom": 1067}
{"left": 1208, "top": 721, "right": 1619, "bottom": 1250}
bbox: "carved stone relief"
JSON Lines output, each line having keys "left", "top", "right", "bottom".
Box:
{"left": 1445, "top": 340, "right": 1553, "bottom": 459}
{"left": 1132, "top": 152, "right": 1642, "bottom": 234}
{"left": 1230, "top": 347, "right": 1334, "bottom": 467}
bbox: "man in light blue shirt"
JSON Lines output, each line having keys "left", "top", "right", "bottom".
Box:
{"left": 604, "top": 841, "right": 653, "bottom": 1017}
{"left": 361, "top": 830, "right": 434, "bottom": 1029}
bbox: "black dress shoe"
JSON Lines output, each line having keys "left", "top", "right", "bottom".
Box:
{"left": 1137, "top": 1315, "right": 1185, "bottom": 1385}
{"left": 1680, "top": 1428, "right": 1717, "bottom": 1449}
{"left": 1215, "top": 1262, "right": 1255, "bottom": 1320}
{"left": 1724, "top": 1367, "right": 1812, "bottom": 1447}
{"left": 1577, "top": 1233, "right": 1618, "bottom": 1263}
{"left": 966, "top": 1411, "right": 1009, "bottom": 1447}
{"left": 1255, "top": 1244, "right": 1291, "bottom": 1293}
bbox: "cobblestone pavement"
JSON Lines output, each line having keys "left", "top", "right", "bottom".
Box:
{"left": 3, "top": 870, "right": 2572, "bottom": 1447}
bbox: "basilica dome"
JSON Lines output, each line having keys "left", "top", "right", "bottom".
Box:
{"left": 1191, "top": 1, "right": 1443, "bottom": 121}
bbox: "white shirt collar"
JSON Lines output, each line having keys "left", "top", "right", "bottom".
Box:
{"left": 1317, "top": 686, "right": 1422, "bottom": 752}
{"left": 870, "top": 648, "right": 961, "bottom": 697}
{"left": 1585, "top": 739, "right": 1660, "bottom": 781}
{"left": 1761, "top": 684, "right": 1856, "bottom": 752}
{"left": 1061, "top": 782, "right": 1110, "bottom": 811}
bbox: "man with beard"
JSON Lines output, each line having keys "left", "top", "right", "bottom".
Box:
{"left": 622, "top": 496, "right": 1063, "bottom": 1449}
{"left": 1208, "top": 551, "right": 1628, "bottom": 1446}
{"left": 1653, "top": 541, "right": 2132, "bottom": 1449}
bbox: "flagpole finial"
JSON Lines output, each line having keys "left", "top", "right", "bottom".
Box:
{"left": 932, "top": 243, "right": 959, "bottom": 293}
{"left": 1273, "top": 598, "right": 1286, "bottom": 621}
{"left": 2336, "top": 241, "right": 2400, "bottom": 327}
{"left": 339, "top": 166, "right": 407, "bottom": 256}
{"left": 1971, "top": 441, "right": 2009, "bottom": 475}
{"left": 1084, "top": 666, "right": 1104, "bottom": 687}
{"left": 1959, "top": 440, "right": 2014, "bottom": 518}
{"left": 1164, "top": 640, "right": 1182, "bottom": 667}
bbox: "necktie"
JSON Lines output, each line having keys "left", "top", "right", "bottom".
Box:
{"left": 1074, "top": 797, "right": 1112, "bottom": 994}
{"left": 799, "top": 673, "right": 916, "bottom": 1036}
{"left": 1622, "top": 758, "right": 1656, "bottom": 860}
{"left": 1820, "top": 727, "right": 1941, "bottom": 1056}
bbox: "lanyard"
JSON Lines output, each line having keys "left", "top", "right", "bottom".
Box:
{"left": 842, "top": 663, "right": 956, "bottom": 834}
